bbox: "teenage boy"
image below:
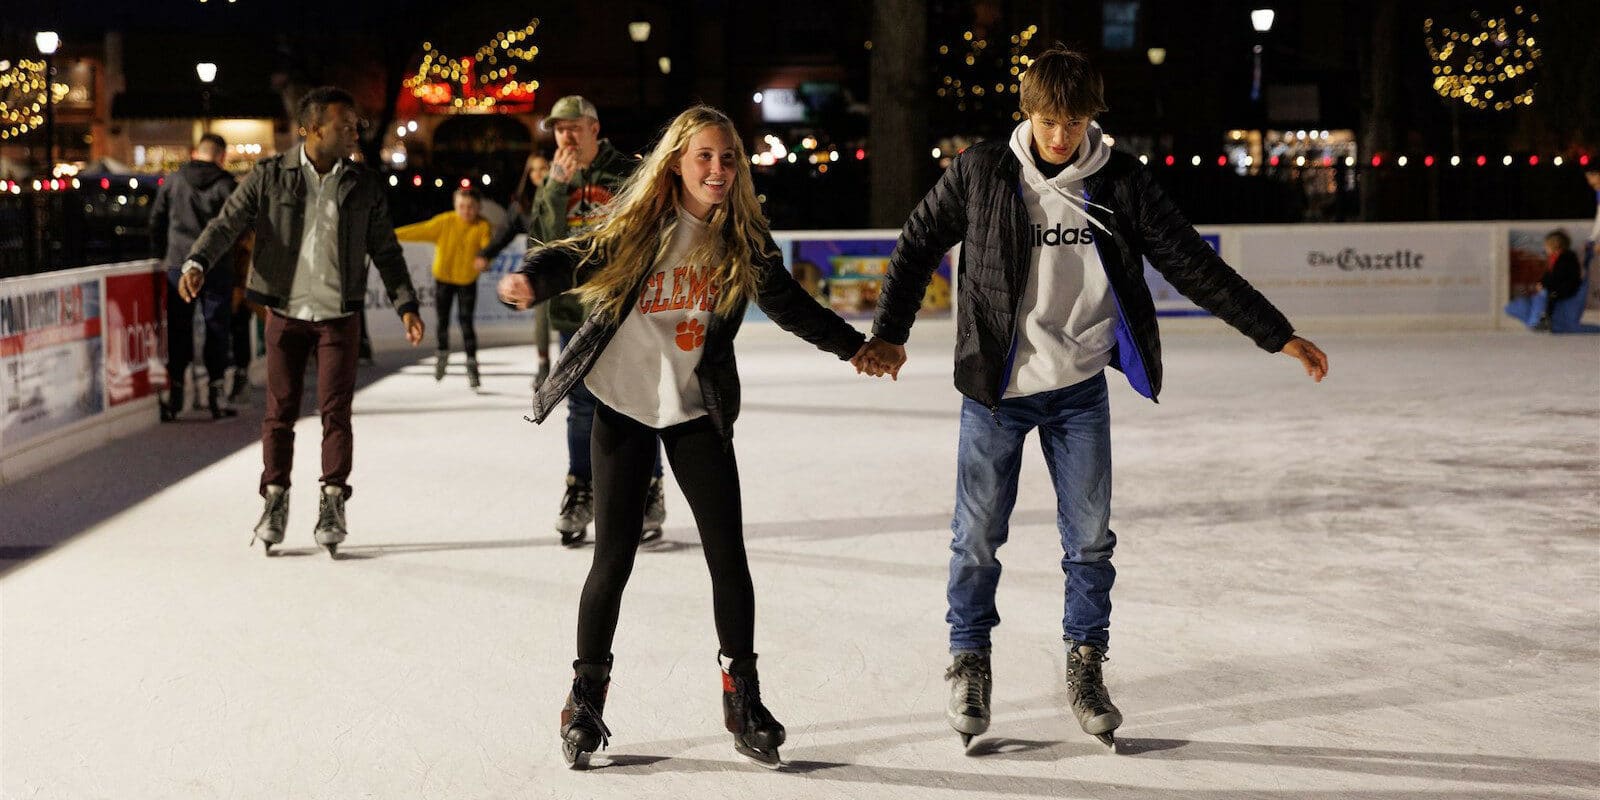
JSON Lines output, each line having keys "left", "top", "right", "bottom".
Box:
{"left": 854, "top": 47, "right": 1329, "bottom": 749}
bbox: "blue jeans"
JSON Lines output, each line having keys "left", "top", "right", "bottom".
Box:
{"left": 560, "top": 331, "right": 663, "bottom": 482}
{"left": 948, "top": 372, "right": 1116, "bottom": 653}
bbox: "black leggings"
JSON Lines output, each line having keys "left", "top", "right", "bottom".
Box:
{"left": 435, "top": 280, "right": 478, "bottom": 356}
{"left": 578, "top": 403, "right": 754, "bottom": 661}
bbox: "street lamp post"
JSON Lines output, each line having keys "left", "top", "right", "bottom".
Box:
{"left": 628, "top": 21, "right": 651, "bottom": 110}
{"left": 1249, "top": 9, "right": 1275, "bottom": 172}
{"left": 34, "top": 31, "right": 60, "bottom": 174}
{"left": 196, "top": 62, "right": 217, "bottom": 131}
{"left": 1146, "top": 47, "right": 1167, "bottom": 122}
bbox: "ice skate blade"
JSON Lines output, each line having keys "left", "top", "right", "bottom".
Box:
{"left": 640, "top": 528, "right": 663, "bottom": 545}
{"left": 324, "top": 543, "right": 339, "bottom": 559}
{"left": 734, "top": 743, "right": 783, "bottom": 769}
{"left": 960, "top": 733, "right": 980, "bottom": 752}
{"left": 559, "top": 528, "right": 589, "bottom": 548}
{"left": 562, "top": 741, "right": 593, "bottom": 769}
{"left": 1094, "top": 733, "right": 1119, "bottom": 753}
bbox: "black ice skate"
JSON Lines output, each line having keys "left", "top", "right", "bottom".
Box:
{"left": 559, "top": 658, "right": 612, "bottom": 769}
{"left": 556, "top": 475, "right": 593, "bottom": 546}
{"left": 721, "top": 653, "right": 785, "bottom": 768}
{"left": 944, "top": 652, "right": 992, "bottom": 750}
{"left": 433, "top": 350, "right": 448, "bottom": 381}
{"left": 207, "top": 379, "right": 238, "bottom": 420}
{"left": 313, "top": 485, "right": 348, "bottom": 558}
{"left": 1065, "top": 640, "right": 1122, "bottom": 751}
{"left": 641, "top": 476, "right": 666, "bottom": 544}
{"left": 252, "top": 485, "right": 289, "bottom": 554}
{"left": 465, "top": 357, "right": 481, "bottom": 390}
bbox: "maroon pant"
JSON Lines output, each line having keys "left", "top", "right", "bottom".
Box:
{"left": 261, "top": 311, "right": 361, "bottom": 498}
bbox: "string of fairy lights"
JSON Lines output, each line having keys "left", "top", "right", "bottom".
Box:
{"left": 403, "top": 18, "right": 543, "bottom": 112}
{"left": 0, "top": 60, "right": 68, "bottom": 141}
{"left": 1425, "top": 7, "right": 1541, "bottom": 111}
{"left": 934, "top": 23, "right": 1038, "bottom": 121}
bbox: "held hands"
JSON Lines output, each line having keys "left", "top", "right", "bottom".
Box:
{"left": 497, "top": 273, "right": 535, "bottom": 309}
{"left": 178, "top": 269, "right": 205, "bottom": 303}
{"left": 1280, "top": 336, "right": 1329, "bottom": 382}
{"left": 851, "top": 337, "right": 907, "bottom": 380}
{"left": 402, "top": 312, "right": 425, "bottom": 346}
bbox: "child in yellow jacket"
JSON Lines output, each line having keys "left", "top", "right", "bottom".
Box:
{"left": 397, "top": 188, "right": 493, "bottom": 388}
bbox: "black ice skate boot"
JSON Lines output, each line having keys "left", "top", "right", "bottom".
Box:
{"left": 1065, "top": 640, "right": 1122, "bottom": 751}
{"left": 159, "top": 374, "right": 184, "bottom": 422}
{"left": 721, "top": 652, "right": 786, "bottom": 768}
{"left": 433, "top": 350, "right": 448, "bottom": 381}
{"left": 252, "top": 484, "right": 289, "bottom": 554}
{"left": 207, "top": 379, "right": 239, "bottom": 420}
{"left": 559, "top": 657, "right": 613, "bottom": 769}
{"left": 555, "top": 475, "right": 594, "bottom": 546}
{"left": 640, "top": 477, "right": 666, "bottom": 544}
{"left": 944, "top": 652, "right": 992, "bottom": 749}
{"left": 312, "top": 485, "right": 348, "bottom": 558}
{"left": 465, "top": 356, "right": 481, "bottom": 390}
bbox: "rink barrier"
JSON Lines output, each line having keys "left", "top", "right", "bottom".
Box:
{"left": 0, "top": 259, "right": 168, "bottom": 485}
{"left": 1, "top": 219, "right": 1588, "bottom": 482}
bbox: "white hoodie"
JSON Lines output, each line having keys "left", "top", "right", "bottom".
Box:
{"left": 1003, "top": 119, "right": 1120, "bottom": 398}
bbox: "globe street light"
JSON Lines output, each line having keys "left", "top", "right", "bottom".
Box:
{"left": 196, "top": 62, "right": 217, "bottom": 130}
{"left": 628, "top": 21, "right": 652, "bottom": 109}
{"left": 35, "top": 32, "right": 60, "bottom": 171}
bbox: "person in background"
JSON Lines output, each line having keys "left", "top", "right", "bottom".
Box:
{"left": 478, "top": 151, "right": 554, "bottom": 385}
{"left": 150, "top": 132, "right": 239, "bottom": 421}
{"left": 398, "top": 187, "right": 493, "bottom": 388}
{"left": 179, "top": 86, "right": 425, "bottom": 556}
{"left": 1535, "top": 229, "right": 1583, "bottom": 331}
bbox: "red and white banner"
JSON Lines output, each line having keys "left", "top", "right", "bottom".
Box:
{"left": 104, "top": 272, "right": 169, "bottom": 407}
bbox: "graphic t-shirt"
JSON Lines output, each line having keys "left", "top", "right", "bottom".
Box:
{"left": 584, "top": 210, "right": 718, "bottom": 427}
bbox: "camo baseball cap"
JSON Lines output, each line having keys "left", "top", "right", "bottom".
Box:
{"left": 542, "top": 95, "right": 599, "bottom": 130}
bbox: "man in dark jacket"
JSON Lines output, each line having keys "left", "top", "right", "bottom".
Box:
{"left": 150, "top": 132, "right": 238, "bottom": 421}
{"left": 517, "top": 95, "right": 669, "bottom": 546}
{"left": 855, "top": 47, "right": 1328, "bottom": 750}
{"left": 180, "top": 86, "right": 424, "bottom": 556}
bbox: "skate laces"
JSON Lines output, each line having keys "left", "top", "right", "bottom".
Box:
{"left": 945, "top": 655, "right": 991, "bottom": 709}
{"left": 569, "top": 678, "right": 612, "bottom": 749}
{"left": 730, "top": 674, "right": 777, "bottom": 731}
{"left": 316, "top": 493, "right": 341, "bottom": 530}
{"left": 560, "top": 485, "right": 592, "bottom": 516}
{"left": 1068, "top": 649, "right": 1113, "bottom": 709}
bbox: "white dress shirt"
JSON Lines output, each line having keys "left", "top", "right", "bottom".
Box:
{"left": 283, "top": 147, "right": 348, "bottom": 321}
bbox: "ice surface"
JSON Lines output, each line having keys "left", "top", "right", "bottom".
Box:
{"left": 3, "top": 319, "right": 1597, "bottom": 799}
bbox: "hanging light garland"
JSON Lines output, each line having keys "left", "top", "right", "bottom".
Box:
{"left": 935, "top": 23, "right": 1034, "bottom": 119}
{"left": 403, "top": 18, "right": 543, "bottom": 113}
{"left": 0, "top": 60, "right": 68, "bottom": 141}
{"left": 1424, "top": 7, "right": 1541, "bottom": 111}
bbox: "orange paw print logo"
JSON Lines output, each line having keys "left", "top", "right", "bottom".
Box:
{"left": 675, "top": 318, "right": 706, "bottom": 352}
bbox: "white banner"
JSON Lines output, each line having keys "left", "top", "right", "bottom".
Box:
{"left": 364, "top": 239, "right": 534, "bottom": 349}
{"left": 1234, "top": 225, "right": 1496, "bottom": 316}
{"left": 0, "top": 275, "right": 105, "bottom": 452}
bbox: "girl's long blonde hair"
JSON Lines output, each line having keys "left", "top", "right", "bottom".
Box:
{"left": 561, "top": 105, "right": 768, "bottom": 321}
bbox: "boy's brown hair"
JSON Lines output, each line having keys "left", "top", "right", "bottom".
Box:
{"left": 1018, "top": 45, "right": 1109, "bottom": 120}
{"left": 1545, "top": 229, "right": 1571, "bottom": 250}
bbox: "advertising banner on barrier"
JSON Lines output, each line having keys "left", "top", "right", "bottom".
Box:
{"left": 1234, "top": 226, "right": 1495, "bottom": 316}
{"left": 363, "top": 239, "right": 532, "bottom": 346}
{"left": 1144, "top": 232, "right": 1222, "bottom": 317}
{"left": 104, "top": 272, "right": 168, "bottom": 406}
{"left": 780, "top": 234, "right": 953, "bottom": 320}
{"left": 0, "top": 276, "right": 105, "bottom": 451}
